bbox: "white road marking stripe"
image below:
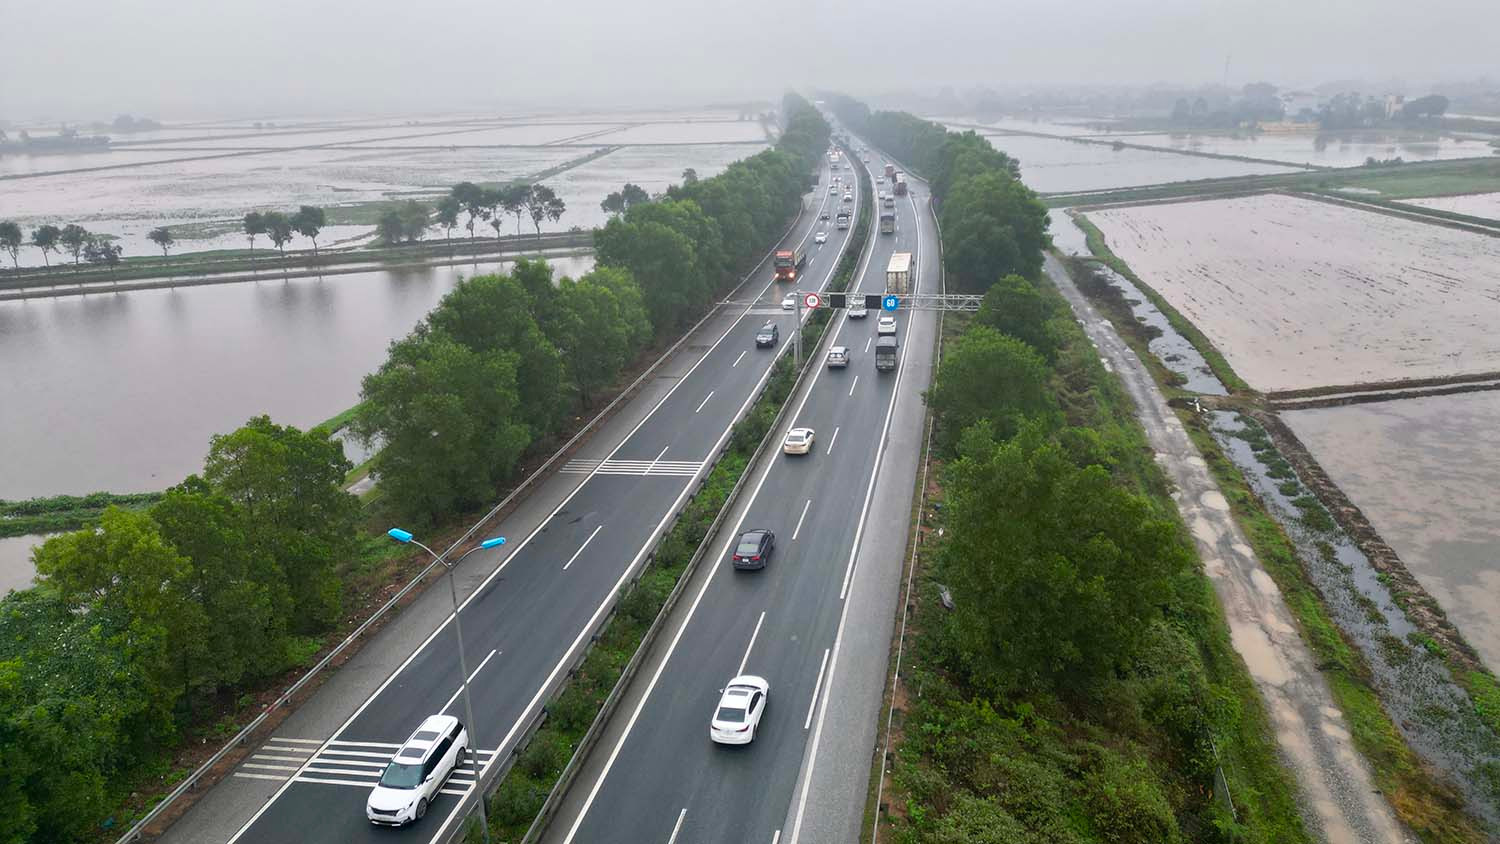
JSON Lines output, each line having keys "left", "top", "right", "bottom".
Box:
{"left": 738, "top": 611, "right": 766, "bottom": 676}
{"left": 695, "top": 391, "right": 714, "bottom": 413}
{"left": 233, "top": 772, "right": 287, "bottom": 782}
{"left": 772, "top": 831, "right": 782, "bottom": 844}
{"left": 805, "top": 649, "right": 831, "bottom": 730}
{"left": 562, "top": 525, "right": 604, "bottom": 572}
{"left": 864, "top": 336, "right": 872, "bottom": 353}
{"left": 307, "top": 758, "right": 385, "bottom": 769}
{"left": 241, "top": 763, "right": 301, "bottom": 772}
{"left": 327, "top": 740, "right": 401, "bottom": 749}
{"left": 310, "top": 749, "right": 398, "bottom": 759}
{"left": 646, "top": 445, "right": 669, "bottom": 476}
{"left": 733, "top": 350, "right": 747, "bottom": 367}
{"left": 299, "top": 767, "right": 381, "bottom": 779}
{"left": 294, "top": 775, "right": 384, "bottom": 789}
{"left": 268, "top": 737, "right": 323, "bottom": 745}
{"left": 848, "top": 375, "right": 859, "bottom": 397}
{"left": 826, "top": 426, "right": 839, "bottom": 456}
{"left": 249, "top": 754, "right": 313, "bottom": 763}
{"left": 792, "top": 499, "right": 812, "bottom": 541}
{"left": 441, "top": 647, "right": 499, "bottom": 713}
{"left": 668, "top": 808, "right": 687, "bottom": 844}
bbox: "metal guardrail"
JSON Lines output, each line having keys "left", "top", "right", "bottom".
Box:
{"left": 518, "top": 148, "right": 869, "bottom": 844}
{"left": 114, "top": 211, "right": 800, "bottom": 844}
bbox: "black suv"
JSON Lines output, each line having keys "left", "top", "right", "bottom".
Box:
{"left": 755, "top": 322, "right": 778, "bottom": 347}
{"left": 732, "top": 529, "right": 775, "bottom": 570}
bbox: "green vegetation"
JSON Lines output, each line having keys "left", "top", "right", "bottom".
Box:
{"left": 824, "top": 95, "right": 1310, "bottom": 844}
{"left": 1180, "top": 414, "right": 1485, "bottom": 842}
{"left": 0, "top": 417, "right": 360, "bottom": 843}
{"left": 0, "top": 491, "right": 164, "bottom": 539}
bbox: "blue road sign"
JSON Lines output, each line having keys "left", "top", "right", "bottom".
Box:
{"left": 882, "top": 295, "right": 899, "bottom": 312}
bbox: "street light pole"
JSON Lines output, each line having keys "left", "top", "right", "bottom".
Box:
{"left": 388, "top": 529, "right": 505, "bottom": 844}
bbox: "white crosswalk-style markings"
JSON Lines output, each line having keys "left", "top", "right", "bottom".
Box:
{"left": 560, "top": 457, "right": 704, "bottom": 477}
{"left": 233, "top": 736, "right": 495, "bottom": 797}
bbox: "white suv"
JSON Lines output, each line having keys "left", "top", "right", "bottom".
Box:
{"left": 366, "top": 715, "right": 469, "bottom": 826}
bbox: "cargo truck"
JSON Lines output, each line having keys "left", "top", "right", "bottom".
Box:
{"left": 886, "top": 251, "right": 912, "bottom": 295}
{"left": 884, "top": 163, "right": 896, "bottom": 181}
{"left": 773, "top": 247, "right": 806, "bottom": 282}
{"left": 879, "top": 209, "right": 896, "bottom": 234}
{"left": 835, "top": 209, "right": 851, "bottom": 230}
{"left": 875, "top": 335, "right": 898, "bottom": 371}
{"left": 894, "top": 178, "right": 908, "bottom": 196}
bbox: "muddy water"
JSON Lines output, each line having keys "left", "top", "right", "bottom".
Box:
{"left": 1047, "top": 208, "right": 1089, "bottom": 255}
{"left": 0, "top": 534, "right": 51, "bottom": 595}
{"left": 1282, "top": 393, "right": 1500, "bottom": 675}
{"left": 1088, "top": 264, "right": 1226, "bottom": 395}
{"left": 1213, "top": 411, "right": 1500, "bottom": 827}
{"left": 0, "top": 253, "right": 595, "bottom": 499}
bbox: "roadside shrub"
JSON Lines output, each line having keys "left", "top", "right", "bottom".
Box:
{"left": 1082, "top": 749, "right": 1185, "bottom": 844}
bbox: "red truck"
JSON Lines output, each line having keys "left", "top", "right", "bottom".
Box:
{"left": 773, "top": 247, "right": 806, "bottom": 282}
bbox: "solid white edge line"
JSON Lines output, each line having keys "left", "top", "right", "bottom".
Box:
{"left": 789, "top": 147, "right": 928, "bottom": 844}
{"left": 248, "top": 754, "right": 312, "bottom": 763}
{"left": 804, "top": 649, "right": 830, "bottom": 730}
{"left": 563, "top": 158, "right": 872, "bottom": 844}
{"left": 826, "top": 426, "right": 839, "bottom": 456}
{"left": 772, "top": 830, "right": 782, "bottom": 844}
{"left": 561, "top": 525, "right": 604, "bottom": 572}
{"left": 791, "top": 499, "right": 812, "bottom": 541}
{"left": 228, "top": 163, "right": 838, "bottom": 844}
{"left": 695, "top": 390, "right": 715, "bottom": 413}
{"left": 668, "top": 808, "right": 688, "bottom": 844}
{"left": 737, "top": 611, "right": 767, "bottom": 676}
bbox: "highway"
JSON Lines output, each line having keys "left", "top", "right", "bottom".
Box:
{"left": 550, "top": 140, "right": 939, "bottom": 844}
{"left": 219, "top": 152, "right": 863, "bottom": 844}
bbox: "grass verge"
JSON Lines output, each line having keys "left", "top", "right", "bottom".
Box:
{"left": 0, "top": 491, "right": 164, "bottom": 538}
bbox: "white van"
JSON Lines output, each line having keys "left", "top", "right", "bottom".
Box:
{"left": 366, "top": 715, "right": 469, "bottom": 826}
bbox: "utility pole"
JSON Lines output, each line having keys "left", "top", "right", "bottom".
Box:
{"left": 793, "top": 289, "right": 803, "bottom": 368}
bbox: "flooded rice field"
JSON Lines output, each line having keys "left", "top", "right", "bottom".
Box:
{"left": 0, "top": 110, "right": 767, "bottom": 258}
{"left": 0, "top": 252, "right": 595, "bottom": 499}
{"left": 1086, "top": 193, "right": 1500, "bottom": 391}
{"left": 1405, "top": 191, "right": 1500, "bottom": 220}
{"left": 930, "top": 115, "right": 1123, "bottom": 137}
{"left": 975, "top": 133, "right": 1302, "bottom": 193}
{"left": 1088, "top": 264, "right": 1226, "bottom": 394}
{"left": 1281, "top": 392, "right": 1500, "bottom": 675}
{"left": 1047, "top": 208, "right": 1089, "bottom": 255}
{"left": 0, "top": 534, "right": 51, "bottom": 596}
{"left": 1127, "top": 130, "right": 1494, "bottom": 168}
{"left": 1214, "top": 411, "right": 1500, "bottom": 825}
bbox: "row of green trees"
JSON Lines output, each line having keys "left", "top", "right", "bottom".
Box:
{"left": 0, "top": 220, "right": 123, "bottom": 274}
{"left": 242, "top": 206, "right": 328, "bottom": 258}
{"left": 830, "top": 99, "right": 1292, "bottom": 841}
{"left": 0, "top": 417, "right": 358, "bottom": 843}
{"left": 354, "top": 94, "right": 830, "bottom": 523}
{"left": 431, "top": 182, "right": 569, "bottom": 247}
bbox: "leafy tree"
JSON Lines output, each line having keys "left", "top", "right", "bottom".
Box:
{"left": 940, "top": 170, "right": 1049, "bottom": 290}
{"left": 261, "top": 210, "right": 294, "bottom": 260}
{"left": 502, "top": 183, "right": 530, "bottom": 236}
{"left": 59, "top": 224, "right": 89, "bottom": 266}
{"left": 202, "top": 416, "right": 357, "bottom": 631}
{"left": 941, "top": 427, "right": 1190, "bottom": 695}
{"left": 0, "top": 221, "right": 21, "bottom": 271}
{"left": 927, "top": 325, "right": 1057, "bottom": 453}
{"left": 148, "top": 226, "right": 175, "bottom": 257}
{"left": 30, "top": 224, "right": 61, "bottom": 271}
{"left": 83, "top": 236, "right": 123, "bottom": 277}
{"left": 594, "top": 216, "right": 701, "bottom": 332}
{"left": 398, "top": 200, "right": 430, "bottom": 242}
{"left": 243, "top": 211, "right": 267, "bottom": 252}
{"left": 1402, "top": 94, "right": 1450, "bottom": 120}
{"left": 681, "top": 168, "right": 698, "bottom": 185}
{"left": 976, "top": 274, "right": 1060, "bottom": 360}
{"left": 435, "top": 195, "right": 462, "bottom": 244}
{"left": 450, "top": 182, "right": 487, "bottom": 245}
{"left": 376, "top": 209, "right": 405, "bottom": 245}
{"left": 353, "top": 330, "right": 531, "bottom": 521}
{"left": 602, "top": 183, "right": 650, "bottom": 216}
{"left": 289, "top": 205, "right": 326, "bottom": 256}
{"left": 552, "top": 272, "right": 634, "bottom": 404}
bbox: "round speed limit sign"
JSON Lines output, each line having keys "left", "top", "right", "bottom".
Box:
{"left": 802, "top": 292, "right": 822, "bottom": 309}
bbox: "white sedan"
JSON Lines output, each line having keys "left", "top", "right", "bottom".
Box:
{"left": 710, "top": 675, "right": 769, "bottom": 745}
{"left": 783, "top": 427, "right": 815, "bottom": 455}
{"left": 781, "top": 294, "right": 796, "bottom": 310}
{"left": 877, "top": 314, "right": 897, "bottom": 335}
{"left": 814, "top": 231, "right": 827, "bottom": 244}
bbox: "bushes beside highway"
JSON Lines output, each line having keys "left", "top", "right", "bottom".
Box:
{"left": 824, "top": 98, "right": 1310, "bottom": 842}
{"left": 0, "top": 417, "right": 360, "bottom": 843}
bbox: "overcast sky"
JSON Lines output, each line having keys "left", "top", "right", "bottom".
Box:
{"left": 3, "top": 0, "right": 1498, "bottom": 121}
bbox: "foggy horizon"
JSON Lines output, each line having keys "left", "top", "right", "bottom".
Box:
{"left": 4, "top": 0, "right": 1500, "bottom": 123}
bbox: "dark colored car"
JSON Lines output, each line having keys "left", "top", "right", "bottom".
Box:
{"left": 755, "top": 322, "right": 778, "bottom": 348}
{"left": 732, "top": 529, "right": 775, "bottom": 570}
{"left": 819, "top": 211, "right": 830, "bottom": 220}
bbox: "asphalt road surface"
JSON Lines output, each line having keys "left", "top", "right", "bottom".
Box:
{"left": 217, "top": 155, "right": 864, "bottom": 844}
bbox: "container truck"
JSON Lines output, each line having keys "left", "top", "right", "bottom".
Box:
{"left": 886, "top": 251, "right": 912, "bottom": 295}
{"left": 773, "top": 247, "right": 806, "bottom": 282}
